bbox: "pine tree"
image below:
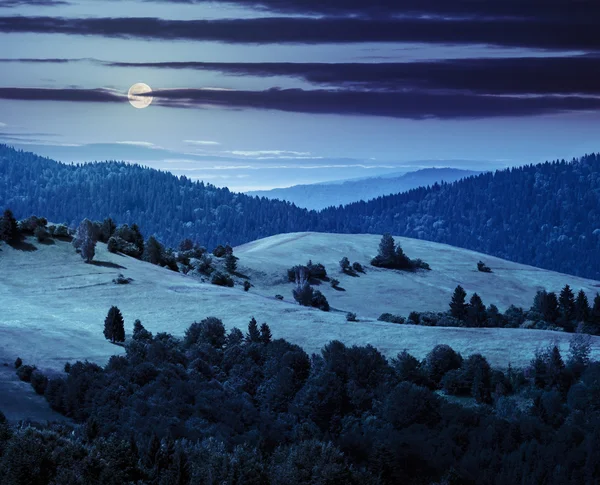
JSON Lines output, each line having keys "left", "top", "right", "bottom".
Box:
{"left": 104, "top": 306, "right": 125, "bottom": 343}
{"left": 542, "top": 292, "right": 560, "bottom": 323}
{"left": 449, "top": 285, "right": 468, "bottom": 321}
{"left": 0, "top": 209, "right": 18, "bottom": 242}
{"left": 467, "top": 293, "right": 487, "bottom": 327}
{"left": 558, "top": 284, "right": 576, "bottom": 329}
{"left": 225, "top": 253, "right": 238, "bottom": 273}
{"left": 143, "top": 236, "right": 163, "bottom": 265}
{"left": 575, "top": 289, "right": 591, "bottom": 323}
{"left": 339, "top": 257, "right": 351, "bottom": 273}
{"left": 73, "top": 218, "right": 97, "bottom": 263}
{"left": 131, "top": 223, "right": 145, "bottom": 254}
{"left": 260, "top": 322, "right": 272, "bottom": 344}
{"left": 246, "top": 317, "right": 261, "bottom": 343}
{"left": 378, "top": 233, "right": 396, "bottom": 262}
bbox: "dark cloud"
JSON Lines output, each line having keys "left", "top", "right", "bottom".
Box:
{"left": 147, "top": 87, "right": 600, "bottom": 119}
{"left": 0, "top": 0, "right": 69, "bottom": 7}
{"left": 102, "top": 57, "right": 600, "bottom": 96}
{"left": 0, "top": 87, "right": 123, "bottom": 102}
{"left": 0, "top": 15, "right": 599, "bottom": 50}
{"left": 141, "top": 0, "right": 600, "bottom": 22}
{"left": 0, "top": 85, "right": 598, "bottom": 119}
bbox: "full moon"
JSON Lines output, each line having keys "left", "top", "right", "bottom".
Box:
{"left": 128, "top": 83, "right": 153, "bottom": 109}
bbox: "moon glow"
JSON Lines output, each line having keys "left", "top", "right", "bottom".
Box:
{"left": 128, "top": 83, "right": 153, "bottom": 109}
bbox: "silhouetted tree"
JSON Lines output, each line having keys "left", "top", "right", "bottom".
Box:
{"left": 0, "top": 209, "right": 18, "bottom": 242}
{"left": 143, "top": 236, "right": 163, "bottom": 265}
{"left": 260, "top": 323, "right": 272, "bottom": 344}
{"left": 246, "top": 318, "right": 261, "bottom": 343}
{"left": 467, "top": 293, "right": 487, "bottom": 327}
{"left": 575, "top": 290, "right": 591, "bottom": 323}
{"left": 225, "top": 253, "right": 238, "bottom": 273}
{"left": 104, "top": 306, "right": 125, "bottom": 343}
{"left": 559, "top": 284, "right": 576, "bottom": 330}
{"left": 449, "top": 285, "right": 468, "bottom": 321}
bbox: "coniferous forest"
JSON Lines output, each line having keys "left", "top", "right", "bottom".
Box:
{"left": 1, "top": 145, "right": 600, "bottom": 279}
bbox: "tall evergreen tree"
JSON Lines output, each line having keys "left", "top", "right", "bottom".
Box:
{"left": 558, "top": 284, "right": 576, "bottom": 329}
{"left": 246, "top": 317, "right": 261, "bottom": 343}
{"left": 260, "top": 322, "right": 272, "bottom": 344}
{"left": 575, "top": 290, "right": 591, "bottom": 323}
{"left": 467, "top": 293, "right": 487, "bottom": 327}
{"left": 225, "top": 253, "right": 238, "bottom": 273}
{"left": 104, "top": 306, "right": 125, "bottom": 343}
{"left": 0, "top": 209, "right": 18, "bottom": 242}
{"left": 542, "top": 292, "right": 560, "bottom": 324}
{"left": 591, "top": 293, "right": 600, "bottom": 334}
{"left": 378, "top": 233, "right": 396, "bottom": 262}
{"left": 143, "top": 236, "right": 163, "bottom": 265}
{"left": 449, "top": 285, "right": 468, "bottom": 321}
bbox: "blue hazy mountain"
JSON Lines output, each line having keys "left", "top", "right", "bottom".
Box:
{"left": 247, "top": 168, "right": 481, "bottom": 209}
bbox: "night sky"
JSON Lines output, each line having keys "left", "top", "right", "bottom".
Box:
{"left": 1, "top": 0, "right": 599, "bottom": 191}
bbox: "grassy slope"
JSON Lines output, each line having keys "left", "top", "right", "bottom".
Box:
{"left": 2, "top": 233, "right": 600, "bottom": 422}
{"left": 236, "top": 232, "right": 600, "bottom": 317}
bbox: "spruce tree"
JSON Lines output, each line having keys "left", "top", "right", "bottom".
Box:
{"left": 260, "top": 322, "right": 272, "bottom": 344}
{"left": 575, "top": 290, "right": 590, "bottom": 323}
{"left": 0, "top": 209, "right": 18, "bottom": 242}
{"left": 467, "top": 293, "right": 487, "bottom": 327}
{"left": 558, "top": 284, "right": 576, "bottom": 329}
{"left": 449, "top": 285, "right": 468, "bottom": 321}
{"left": 542, "top": 292, "right": 560, "bottom": 324}
{"left": 378, "top": 233, "right": 396, "bottom": 262}
{"left": 104, "top": 306, "right": 125, "bottom": 343}
{"left": 246, "top": 317, "right": 261, "bottom": 343}
{"left": 225, "top": 253, "right": 238, "bottom": 273}
{"left": 143, "top": 236, "right": 163, "bottom": 265}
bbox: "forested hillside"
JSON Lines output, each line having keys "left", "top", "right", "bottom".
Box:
{"left": 0, "top": 145, "right": 316, "bottom": 250}
{"left": 2, "top": 145, "right": 600, "bottom": 279}
{"left": 320, "top": 154, "right": 600, "bottom": 279}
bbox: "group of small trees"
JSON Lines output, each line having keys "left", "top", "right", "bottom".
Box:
{"left": 371, "top": 233, "right": 430, "bottom": 271}
{"left": 292, "top": 267, "right": 330, "bottom": 311}
{"left": 287, "top": 260, "right": 327, "bottom": 284}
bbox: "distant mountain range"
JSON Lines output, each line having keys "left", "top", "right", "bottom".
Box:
{"left": 1, "top": 144, "right": 600, "bottom": 279}
{"left": 247, "top": 168, "right": 481, "bottom": 209}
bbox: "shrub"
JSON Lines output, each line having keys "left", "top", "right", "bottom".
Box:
{"left": 16, "top": 364, "right": 35, "bottom": 382}
{"left": 53, "top": 224, "right": 70, "bottom": 239}
{"left": 196, "top": 254, "right": 214, "bottom": 275}
{"left": 185, "top": 317, "right": 227, "bottom": 349}
{"left": 311, "top": 290, "right": 330, "bottom": 312}
{"left": 211, "top": 271, "right": 234, "bottom": 287}
{"left": 339, "top": 257, "right": 351, "bottom": 273}
{"left": 213, "top": 244, "right": 226, "bottom": 257}
{"left": 14, "top": 357, "right": 22, "bottom": 369}
{"left": 378, "top": 313, "right": 405, "bottom": 324}
{"left": 346, "top": 312, "right": 358, "bottom": 322}
{"left": 34, "top": 226, "right": 50, "bottom": 242}
{"left": 275, "top": 294, "right": 284, "bottom": 300}
{"left": 330, "top": 278, "right": 340, "bottom": 289}
{"left": 477, "top": 261, "right": 492, "bottom": 273}
{"left": 30, "top": 370, "right": 48, "bottom": 395}
{"left": 112, "top": 273, "right": 133, "bottom": 285}
{"left": 425, "top": 344, "right": 463, "bottom": 386}
{"left": 352, "top": 261, "right": 364, "bottom": 273}
{"left": 244, "top": 280, "right": 251, "bottom": 291}
{"left": 408, "top": 311, "right": 420, "bottom": 324}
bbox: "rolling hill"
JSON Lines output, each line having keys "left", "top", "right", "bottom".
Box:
{"left": 2, "top": 233, "right": 599, "bottom": 377}
{"left": 247, "top": 168, "right": 480, "bottom": 209}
